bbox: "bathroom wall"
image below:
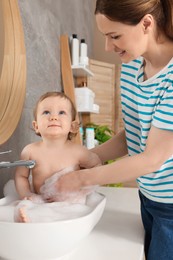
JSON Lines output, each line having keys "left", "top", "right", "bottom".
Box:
{"left": 0, "top": 0, "right": 95, "bottom": 197}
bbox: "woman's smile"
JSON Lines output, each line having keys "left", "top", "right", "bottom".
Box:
{"left": 116, "top": 50, "right": 126, "bottom": 57}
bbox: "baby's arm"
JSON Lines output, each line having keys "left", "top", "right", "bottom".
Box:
{"left": 78, "top": 146, "right": 102, "bottom": 169}
{"left": 14, "top": 146, "right": 33, "bottom": 199}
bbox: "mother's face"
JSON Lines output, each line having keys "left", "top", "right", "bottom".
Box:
{"left": 96, "top": 13, "right": 152, "bottom": 63}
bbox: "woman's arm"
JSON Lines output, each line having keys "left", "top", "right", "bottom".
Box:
{"left": 79, "top": 150, "right": 102, "bottom": 169}
{"left": 78, "top": 129, "right": 127, "bottom": 169}
{"left": 91, "top": 129, "right": 128, "bottom": 163}
{"left": 56, "top": 126, "right": 173, "bottom": 192}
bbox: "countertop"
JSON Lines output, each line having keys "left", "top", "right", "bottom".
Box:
{"left": 69, "top": 187, "right": 144, "bottom": 260}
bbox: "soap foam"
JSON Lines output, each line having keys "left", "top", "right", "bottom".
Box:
{"left": 0, "top": 168, "right": 102, "bottom": 223}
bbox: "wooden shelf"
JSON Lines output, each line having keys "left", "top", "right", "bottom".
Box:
{"left": 72, "top": 65, "right": 94, "bottom": 77}
{"left": 77, "top": 108, "right": 99, "bottom": 114}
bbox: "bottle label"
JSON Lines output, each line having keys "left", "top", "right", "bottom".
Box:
{"left": 86, "top": 128, "right": 95, "bottom": 149}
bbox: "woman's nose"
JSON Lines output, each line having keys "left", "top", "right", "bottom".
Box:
{"left": 105, "top": 37, "right": 114, "bottom": 52}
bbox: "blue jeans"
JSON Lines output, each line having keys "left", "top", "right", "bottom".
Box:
{"left": 139, "top": 191, "right": 173, "bottom": 260}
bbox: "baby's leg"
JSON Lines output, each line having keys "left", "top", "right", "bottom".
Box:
{"left": 15, "top": 206, "right": 30, "bottom": 223}
{"left": 14, "top": 200, "right": 33, "bottom": 223}
{"left": 14, "top": 195, "right": 44, "bottom": 223}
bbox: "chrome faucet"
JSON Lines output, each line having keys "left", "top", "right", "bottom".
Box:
{"left": 0, "top": 160, "right": 36, "bottom": 169}
{"left": 0, "top": 150, "right": 36, "bottom": 169}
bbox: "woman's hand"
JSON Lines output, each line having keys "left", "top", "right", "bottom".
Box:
{"left": 50, "top": 169, "right": 96, "bottom": 203}
{"left": 41, "top": 171, "right": 83, "bottom": 203}
{"left": 55, "top": 170, "right": 83, "bottom": 193}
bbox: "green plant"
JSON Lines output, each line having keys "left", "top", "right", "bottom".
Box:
{"left": 85, "top": 123, "right": 114, "bottom": 144}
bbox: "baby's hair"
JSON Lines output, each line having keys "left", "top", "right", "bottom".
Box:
{"left": 33, "top": 91, "right": 78, "bottom": 140}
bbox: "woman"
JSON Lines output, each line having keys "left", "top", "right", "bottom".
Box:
{"left": 57, "top": 1, "right": 173, "bottom": 259}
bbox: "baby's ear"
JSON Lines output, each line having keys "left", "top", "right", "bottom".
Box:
{"left": 32, "top": 120, "right": 39, "bottom": 134}
{"left": 70, "top": 120, "right": 79, "bottom": 133}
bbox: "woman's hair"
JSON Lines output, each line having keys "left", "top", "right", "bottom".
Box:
{"left": 33, "top": 91, "right": 77, "bottom": 140}
{"left": 95, "top": 0, "right": 173, "bottom": 40}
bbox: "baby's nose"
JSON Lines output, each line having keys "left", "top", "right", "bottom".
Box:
{"left": 50, "top": 114, "right": 58, "bottom": 120}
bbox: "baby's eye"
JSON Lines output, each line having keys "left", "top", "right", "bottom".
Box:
{"left": 59, "top": 110, "right": 66, "bottom": 115}
{"left": 43, "top": 110, "right": 50, "bottom": 115}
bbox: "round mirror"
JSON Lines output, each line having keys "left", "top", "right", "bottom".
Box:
{"left": 0, "top": 0, "right": 26, "bottom": 145}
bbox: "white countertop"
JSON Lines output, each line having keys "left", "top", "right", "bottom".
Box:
{"left": 69, "top": 187, "right": 144, "bottom": 260}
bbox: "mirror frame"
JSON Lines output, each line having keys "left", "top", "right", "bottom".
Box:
{"left": 0, "top": 0, "right": 26, "bottom": 145}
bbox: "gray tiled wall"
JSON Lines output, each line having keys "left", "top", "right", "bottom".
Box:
{"left": 0, "top": 0, "right": 94, "bottom": 197}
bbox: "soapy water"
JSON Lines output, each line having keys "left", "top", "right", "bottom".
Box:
{"left": 0, "top": 167, "right": 102, "bottom": 223}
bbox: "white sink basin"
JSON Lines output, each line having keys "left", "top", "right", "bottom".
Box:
{"left": 0, "top": 192, "right": 106, "bottom": 260}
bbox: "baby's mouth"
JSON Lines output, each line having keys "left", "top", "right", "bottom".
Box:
{"left": 48, "top": 124, "right": 60, "bottom": 128}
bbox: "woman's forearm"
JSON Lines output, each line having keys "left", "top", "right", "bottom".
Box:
{"left": 80, "top": 151, "right": 155, "bottom": 187}
{"left": 56, "top": 149, "right": 161, "bottom": 194}
{"left": 92, "top": 129, "right": 128, "bottom": 163}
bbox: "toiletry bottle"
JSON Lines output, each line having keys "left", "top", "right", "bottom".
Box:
{"left": 71, "top": 34, "right": 79, "bottom": 66}
{"left": 86, "top": 127, "right": 95, "bottom": 149}
{"left": 79, "top": 126, "right": 84, "bottom": 145}
{"left": 79, "top": 39, "right": 89, "bottom": 66}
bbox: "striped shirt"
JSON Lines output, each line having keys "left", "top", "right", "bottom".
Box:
{"left": 121, "top": 57, "right": 173, "bottom": 203}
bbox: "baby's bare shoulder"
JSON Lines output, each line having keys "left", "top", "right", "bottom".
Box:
{"left": 24, "top": 141, "right": 43, "bottom": 149}
{"left": 21, "top": 141, "right": 43, "bottom": 158}
{"left": 67, "top": 141, "right": 87, "bottom": 152}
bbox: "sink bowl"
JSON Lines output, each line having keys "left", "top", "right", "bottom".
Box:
{"left": 0, "top": 192, "right": 106, "bottom": 260}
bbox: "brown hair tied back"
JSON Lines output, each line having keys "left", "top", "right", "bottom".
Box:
{"left": 95, "top": 0, "right": 173, "bottom": 40}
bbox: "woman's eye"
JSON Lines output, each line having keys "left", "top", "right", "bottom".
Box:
{"left": 111, "top": 35, "right": 120, "bottom": 40}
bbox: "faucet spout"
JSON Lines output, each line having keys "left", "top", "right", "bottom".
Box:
{"left": 0, "top": 160, "right": 36, "bottom": 169}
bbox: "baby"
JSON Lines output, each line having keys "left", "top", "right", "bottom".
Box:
{"left": 12, "top": 91, "right": 101, "bottom": 222}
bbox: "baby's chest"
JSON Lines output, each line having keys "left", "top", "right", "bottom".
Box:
{"left": 34, "top": 154, "right": 78, "bottom": 173}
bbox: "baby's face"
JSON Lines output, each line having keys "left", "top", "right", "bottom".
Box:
{"left": 33, "top": 96, "right": 73, "bottom": 138}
